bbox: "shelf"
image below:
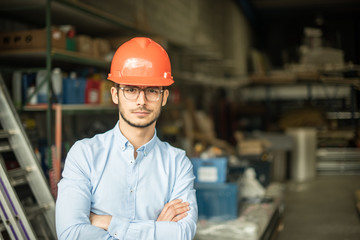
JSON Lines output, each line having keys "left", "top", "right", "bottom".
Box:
{"left": 0, "top": 0, "right": 140, "bottom": 36}
{"left": 248, "top": 75, "right": 360, "bottom": 88}
{"left": 23, "top": 103, "right": 117, "bottom": 114}
{"left": 326, "top": 111, "right": 360, "bottom": 120}
{"left": 24, "top": 103, "right": 116, "bottom": 110}
{"left": 0, "top": 48, "right": 110, "bottom": 69}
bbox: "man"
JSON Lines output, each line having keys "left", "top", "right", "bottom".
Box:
{"left": 56, "top": 37, "right": 198, "bottom": 239}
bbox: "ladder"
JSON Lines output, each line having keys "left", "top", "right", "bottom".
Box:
{"left": 0, "top": 74, "right": 56, "bottom": 239}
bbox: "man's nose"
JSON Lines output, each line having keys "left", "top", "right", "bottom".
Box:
{"left": 136, "top": 90, "right": 146, "bottom": 105}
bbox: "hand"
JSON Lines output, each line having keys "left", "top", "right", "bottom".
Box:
{"left": 157, "top": 199, "right": 190, "bottom": 222}
{"left": 90, "top": 212, "right": 112, "bottom": 231}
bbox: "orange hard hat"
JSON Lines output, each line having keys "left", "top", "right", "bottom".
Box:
{"left": 108, "top": 37, "right": 174, "bottom": 86}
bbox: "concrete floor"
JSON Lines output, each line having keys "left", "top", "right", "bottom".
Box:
{"left": 277, "top": 175, "right": 360, "bottom": 240}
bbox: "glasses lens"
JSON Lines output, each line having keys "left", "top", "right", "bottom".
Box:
{"left": 145, "top": 88, "right": 161, "bottom": 101}
{"left": 123, "top": 87, "right": 139, "bottom": 100}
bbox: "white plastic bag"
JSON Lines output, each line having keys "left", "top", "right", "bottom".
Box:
{"left": 238, "top": 168, "right": 265, "bottom": 199}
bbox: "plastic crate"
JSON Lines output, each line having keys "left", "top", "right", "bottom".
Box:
{"left": 195, "top": 183, "right": 238, "bottom": 221}
{"left": 62, "top": 77, "right": 86, "bottom": 104}
{"left": 191, "top": 157, "right": 227, "bottom": 183}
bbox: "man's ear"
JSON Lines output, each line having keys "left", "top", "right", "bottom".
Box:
{"left": 111, "top": 87, "right": 119, "bottom": 104}
{"left": 162, "top": 89, "right": 169, "bottom": 107}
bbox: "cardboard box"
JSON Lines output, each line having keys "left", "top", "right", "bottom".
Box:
{"left": 0, "top": 28, "right": 66, "bottom": 50}
{"left": 93, "top": 38, "right": 111, "bottom": 58}
{"left": 76, "top": 35, "right": 93, "bottom": 56}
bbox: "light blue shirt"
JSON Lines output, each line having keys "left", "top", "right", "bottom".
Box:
{"left": 56, "top": 122, "right": 198, "bottom": 239}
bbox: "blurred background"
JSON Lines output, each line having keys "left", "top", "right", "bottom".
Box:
{"left": 0, "top": 0, "right": 360, "bottom": 239}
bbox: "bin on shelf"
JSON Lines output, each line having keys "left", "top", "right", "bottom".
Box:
{"left": 62, "top": 77, "right": 86, "bottom": 104}
{"left": 85, "top": 79, "right": 101, "bottom": 104}
{"left": 195, "top": 183, "right": 238, "bottom": 221}
{"left": 191, "top": 157, "right": 227, "bottom": 183}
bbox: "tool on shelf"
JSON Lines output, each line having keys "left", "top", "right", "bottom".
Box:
{"left": 0, "top": 74, "right": 56, "bottom": 239}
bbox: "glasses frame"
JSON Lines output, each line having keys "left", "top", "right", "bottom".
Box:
{"left": 118, "top": 86, "right": 164, "bottom": 102}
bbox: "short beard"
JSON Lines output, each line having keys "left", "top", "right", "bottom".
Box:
{"left": 119, "top": 108, "right": 160, "bottom": 128}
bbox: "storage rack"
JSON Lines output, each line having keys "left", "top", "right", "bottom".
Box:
{"left": 0, "top": 0, "right": 142, "bottom": 182}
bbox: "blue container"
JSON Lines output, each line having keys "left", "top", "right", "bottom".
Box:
{"left": 62, "top": 77, "right": 86, "bottom": 104}
{"left": 195, "top": 183, "right": 238, "bottom": 221}
{"left": 191, "top": 157, "right": 227, "bottom": 183}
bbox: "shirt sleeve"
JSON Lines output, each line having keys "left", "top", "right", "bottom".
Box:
{"left": 154, "top": 151, "right": 198, "bottom": 240}
{"left": 56, "top": 141, "right": 115, "bottom": 240}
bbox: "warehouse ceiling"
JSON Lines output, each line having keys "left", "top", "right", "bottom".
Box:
{"left": 241, "top": 0, "right": 360, "bottom": 26}
{"left": 251, "top": 0, "right": 360, "bottom": 13}
{"left": 239, "top": 0, "right": 360, "bottom": 66}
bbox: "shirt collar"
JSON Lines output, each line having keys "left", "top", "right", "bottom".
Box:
{"left": 113, "top": 121, "right": 157, "bottom": 155}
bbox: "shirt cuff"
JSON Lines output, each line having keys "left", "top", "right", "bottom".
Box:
{"left": 108, "top": 217, "right": 156, "bottom": 239}
{"left": 155, "top": 221, "right": 178, "bottom": 239}
{"left": 107, "top": 216, "right": 130, "bottom": 239}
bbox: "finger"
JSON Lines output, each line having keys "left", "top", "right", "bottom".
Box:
{"left": 164, "top": 204, "right": 189, "bottom": 220}
{"left": 161, "top": 199, "right": 182, "bottom": 215}
{"left": 174, "top": 205, "right": 190, "bottom": 216}
{"left": 163, "top": 199, "right": 182, "bottom": 211}
{"left": 157, "top": 199, "right": 182, "bottom": 221}
{"left": 171, "top": 212, "right": 188, "bottom": 222}
{"left": 173, "top": 202, "right": 189, "bottom": 209}
{"left": 167, "top": 199, "right": 183, "bottom": 206}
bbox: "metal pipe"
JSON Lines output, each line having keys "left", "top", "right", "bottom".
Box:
{"left": 46, "top": 0, "right": 53, "bottom": 168}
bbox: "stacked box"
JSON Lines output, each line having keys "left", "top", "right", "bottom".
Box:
{"left": 195, "top": 183, "right": 238, "bottom": 221}
{"left": 0, "top": 28, "right": 66, "bottom": 50}
{"left": 191, "top": 157, "right": 238, "bottom": 220}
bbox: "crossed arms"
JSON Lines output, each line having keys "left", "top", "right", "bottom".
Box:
{"left": 56, "top": 142, "right": 198, "bottom": 240}
{"left": 90, "top": 199, "right": 190, "bottom": 230}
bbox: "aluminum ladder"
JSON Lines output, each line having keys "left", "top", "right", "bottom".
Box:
{"left": 0, "top": 74, "right": 56, "bottom": 239}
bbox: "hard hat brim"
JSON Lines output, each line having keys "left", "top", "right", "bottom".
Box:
{"left": 108, "top": 76, "right": 174, "bottom": 87}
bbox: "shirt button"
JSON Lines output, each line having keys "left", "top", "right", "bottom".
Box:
{"left": 121, "top": 146, "right": 125, "bottom": 150}
{"left": 130, "top": 190, "right": 133, "bottom": 193}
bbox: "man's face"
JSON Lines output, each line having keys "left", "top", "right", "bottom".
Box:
{"left": 111, "top": 85, "right": 169, "bottom": 129}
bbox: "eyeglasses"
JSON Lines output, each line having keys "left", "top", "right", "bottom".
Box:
{"left": 119, "top": 86, "right": 164, "bottom": 102}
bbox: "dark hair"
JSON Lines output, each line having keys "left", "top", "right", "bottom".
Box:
{"left": 113, "top": 83, "right": 168, "bottom": 90}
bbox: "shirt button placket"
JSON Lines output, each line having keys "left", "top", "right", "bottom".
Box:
{"left": 129, "top": 152, "right": 137, "bottom": 219}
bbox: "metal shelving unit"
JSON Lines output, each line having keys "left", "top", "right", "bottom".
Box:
{"left": 317, "top": 148, "right": 360, "bottom": 175}
{"left": 0, "top": 0, "right": 130, "bottom": 175}
{"left": 0, "top": 1, "right": 132, "bottom": 238}
{"left": 0, "top": 48, "right": 110, "bottom": 69}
